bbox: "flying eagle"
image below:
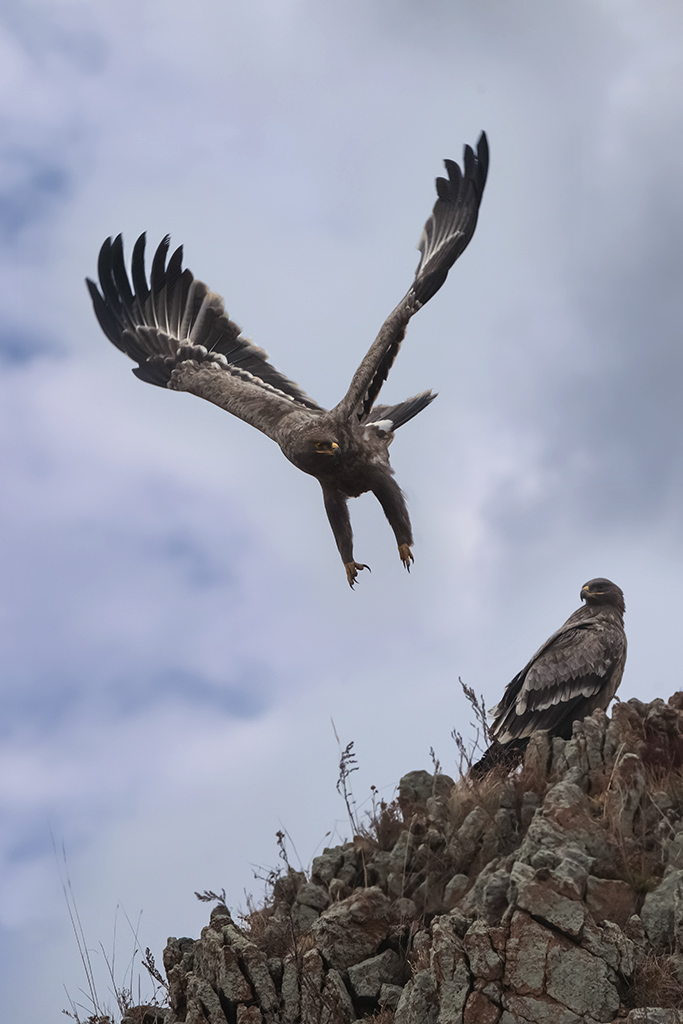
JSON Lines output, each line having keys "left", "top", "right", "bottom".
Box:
{"left": 87, "top": 134, "right": 488, "bottom": 586}
{"left": 471, "top": 578, "right": 627, "bottom": 776}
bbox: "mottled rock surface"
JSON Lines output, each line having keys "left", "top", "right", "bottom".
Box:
{"left": 134, "top": 694, "right": 683, "bottom": 1023}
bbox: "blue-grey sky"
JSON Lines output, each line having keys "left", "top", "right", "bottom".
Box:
{"left": 2, "top": 1, "right": 683, "bottom": 1019}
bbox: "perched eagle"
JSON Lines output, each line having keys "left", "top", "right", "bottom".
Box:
{"left": 471, "top": 578, "right": 627, "bottom": 776}
{"left": 87, "top": 134, "right": 488, "bottom": 586}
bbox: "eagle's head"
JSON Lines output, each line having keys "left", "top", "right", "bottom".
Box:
{"left": 312, "top": 439, "right": 340, "bottom": 457}
{"left": 580, "top": 578, "right": 625, "bottom": 614}
{"left": 284, "top": 431, "right": 344, "bottom": 476}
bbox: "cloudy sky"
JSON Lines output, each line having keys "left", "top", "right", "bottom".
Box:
{"left": 1, "top": 0, "right": 683, "bottom": 1018}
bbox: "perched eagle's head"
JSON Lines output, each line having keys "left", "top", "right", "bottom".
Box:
{"left": 580, "top": 578, "right": 625, "bottom": 614}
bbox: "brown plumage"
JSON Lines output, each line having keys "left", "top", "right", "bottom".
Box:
{"left": 471, "top": 578, "right": 627, "bottom": 776}
{"left": 87, "top": 134, "right": 488, "bottom": 585}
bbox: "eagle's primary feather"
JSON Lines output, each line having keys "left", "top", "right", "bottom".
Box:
{"left": 87, "top": 133, "right": 488, "bottom": 585}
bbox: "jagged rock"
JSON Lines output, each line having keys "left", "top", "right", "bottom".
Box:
{"left": 164, "top": 937, "right": 195, "bottom": 1019}
{"left": 582, "top": 709, "right": 607, "bottom": 770}
{"left": 504, "top": 912, "right": 551, "bottom": 995}
{"left": 463, "top": 990, "right": 500, "bottom": 1024}
{"left": 411, "top": 873, "right": 448, "bottom": 916}
{"left": 604, "top": 752, "right": 647, "bottom": 835}
{"left": 641, "top": 867, "right": 683, "bottom": 951}
{"left": 388, "top": 829, "right": 417, "bottom": 877}
{"left": 463, "top": 919, "right": 503, "bottom": 980}
{"left": 311, "top": 848, "right": 345, "bottom": 885}
{"left": 515, "top": 875, "right": 586, "bottom": 938}
{"left": 430, "top": 913, "right": 471, "bottom": 1020}
{"left": 460, "top": 857, "right": 507, "bottom": 920}
{"left": 454, "top": 805, "right": 491, "bottom": 869}
{"left": 521, "top": 790, "right": 542, "bottom": 828}
{"left": 192, "top": 924, "right": 252, "bottom": 1003}
{"left": 545, "top": 943, "right": 620, "bottom": 1021}
{"left": 347, "top": 949, "right": 403, "bottom": 998}
{"left": 310, "top": 886, "right": 392, "bottom": 970}
{"left": 298, "top": 949, "right": 327, "bottom": 1024}
{"left": 398, "top": 770, "right": 455, "bottom": 818}
{"left": 581, "top": 917, "right": 635, "bottom": 975}
{"left": 236, "top": 1009, "right": 261, "bottom": 1024}
{"left": 541, "top": 780, "right": 592, "bottom": 832}
{"left": 586, "top": 875, "right": 637, "bottom": 927}
{"left": 186, "top": 975, "right": 229, "bottom": 1024}
{"left": 224, "top": 937, "right": 277, "bottom": 1015}
{"left": 281, "top": 955, "right": 299, "bottom": 1023}
{"left": 145, "top": 694, "right": 683, "bottom": 1024}
{"left": 390, "top": 895, "right": 417, "bottom": 921}
{"left": 444, "top": 872, "right": 469, "bottom": 908}
{"left": 291, "top": 902, "right": 319, "bottom": 930}
{"left": 394, "top": 969, "right": 439, "bottom": 1024}
{"left": 266, "top": 958, "right": 282, "bottom": 985}
{"left": 323, "top": 968, "right": 355, "bottom": 1023}
{"left": 367, "top": 850, "right": 391, "bottom": 889}
{"left": 666, "top": 826, "right": 683, "bottom": 870}
{"left": 379, "top": 982, "right": 403, "bottom": 1008}
{"left": 296, "top": 881, "right": 330, "bottom": 911}
{"left": 502, "top": 992, "right": 584, "bottom": 1024}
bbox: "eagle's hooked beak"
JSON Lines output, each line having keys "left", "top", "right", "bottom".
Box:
{"left": 315, "top": 441, "right": 340, "bottom": 456}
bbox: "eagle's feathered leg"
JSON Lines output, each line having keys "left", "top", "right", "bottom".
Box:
{"left": 371, "top": 476, "right": 414, "bottom": 572}
{"left": 321, "top": 485, "right": 370, "bottom": 588}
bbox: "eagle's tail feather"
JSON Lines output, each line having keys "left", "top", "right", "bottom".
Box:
{"left": 363, "top": 390, "right": 437, "bottom": 433}
{"left": 469, "top": 738, "right": 528, "bottom": 780}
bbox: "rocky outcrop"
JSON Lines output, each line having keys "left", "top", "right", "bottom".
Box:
{"left": 126, "top": 694, "right": 683, "bottom": 1024}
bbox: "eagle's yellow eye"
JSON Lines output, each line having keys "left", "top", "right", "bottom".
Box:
{"left": 314, "top": 441, "right": 339, "bottom": 454}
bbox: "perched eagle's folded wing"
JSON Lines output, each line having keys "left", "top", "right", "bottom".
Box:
{"left": 334, "top": 133, "right": 488, "bottom": 424}
{"left": 87, "top": 234, "right": 323, "bottom": 442}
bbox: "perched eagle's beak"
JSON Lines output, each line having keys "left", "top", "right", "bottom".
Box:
{"left": 580, "top": 584, "right": 590, "bottom": 601}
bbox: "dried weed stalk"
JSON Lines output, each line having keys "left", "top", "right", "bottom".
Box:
{"left": 56, "top": 837, "right": 166, "bottom": 1023}
{"left": 451, "top": 678, "right": 491, "bottom": 776}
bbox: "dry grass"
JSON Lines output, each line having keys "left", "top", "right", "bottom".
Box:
{"left": 362, "top": 1007, "right": 396, "bottom": 1023}
{"left": 629, "top": 952, "right": 683, "bottom": 1009}
{"left": 593, "top": 757, "right": 683, "bottom": 893}
{"left": 360, "top": 792, "right": 404, "bottom": 852}
{"left": 56, "top": 838, "right": 167, "bottom": 1024}
{"left": 407, "top": 946, "right": 431, "bottom": 975}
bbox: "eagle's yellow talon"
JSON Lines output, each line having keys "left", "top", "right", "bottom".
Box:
{"left": 345, "top": 561, "right": 371, "bottom": 587}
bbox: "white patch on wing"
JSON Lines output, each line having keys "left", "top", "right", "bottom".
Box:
{"left": 365, "top": 419, "right": 394, "bottom": 433}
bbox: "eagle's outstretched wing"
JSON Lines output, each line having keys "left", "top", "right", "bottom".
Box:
{"left": 87, "top": 234, "right": 323, "bottom": 442}
{"left": 491, "top": 612, "right": 627, "bottom": 743}
{"left": 334, "top": 132, "right": 489, "bottom": 424}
